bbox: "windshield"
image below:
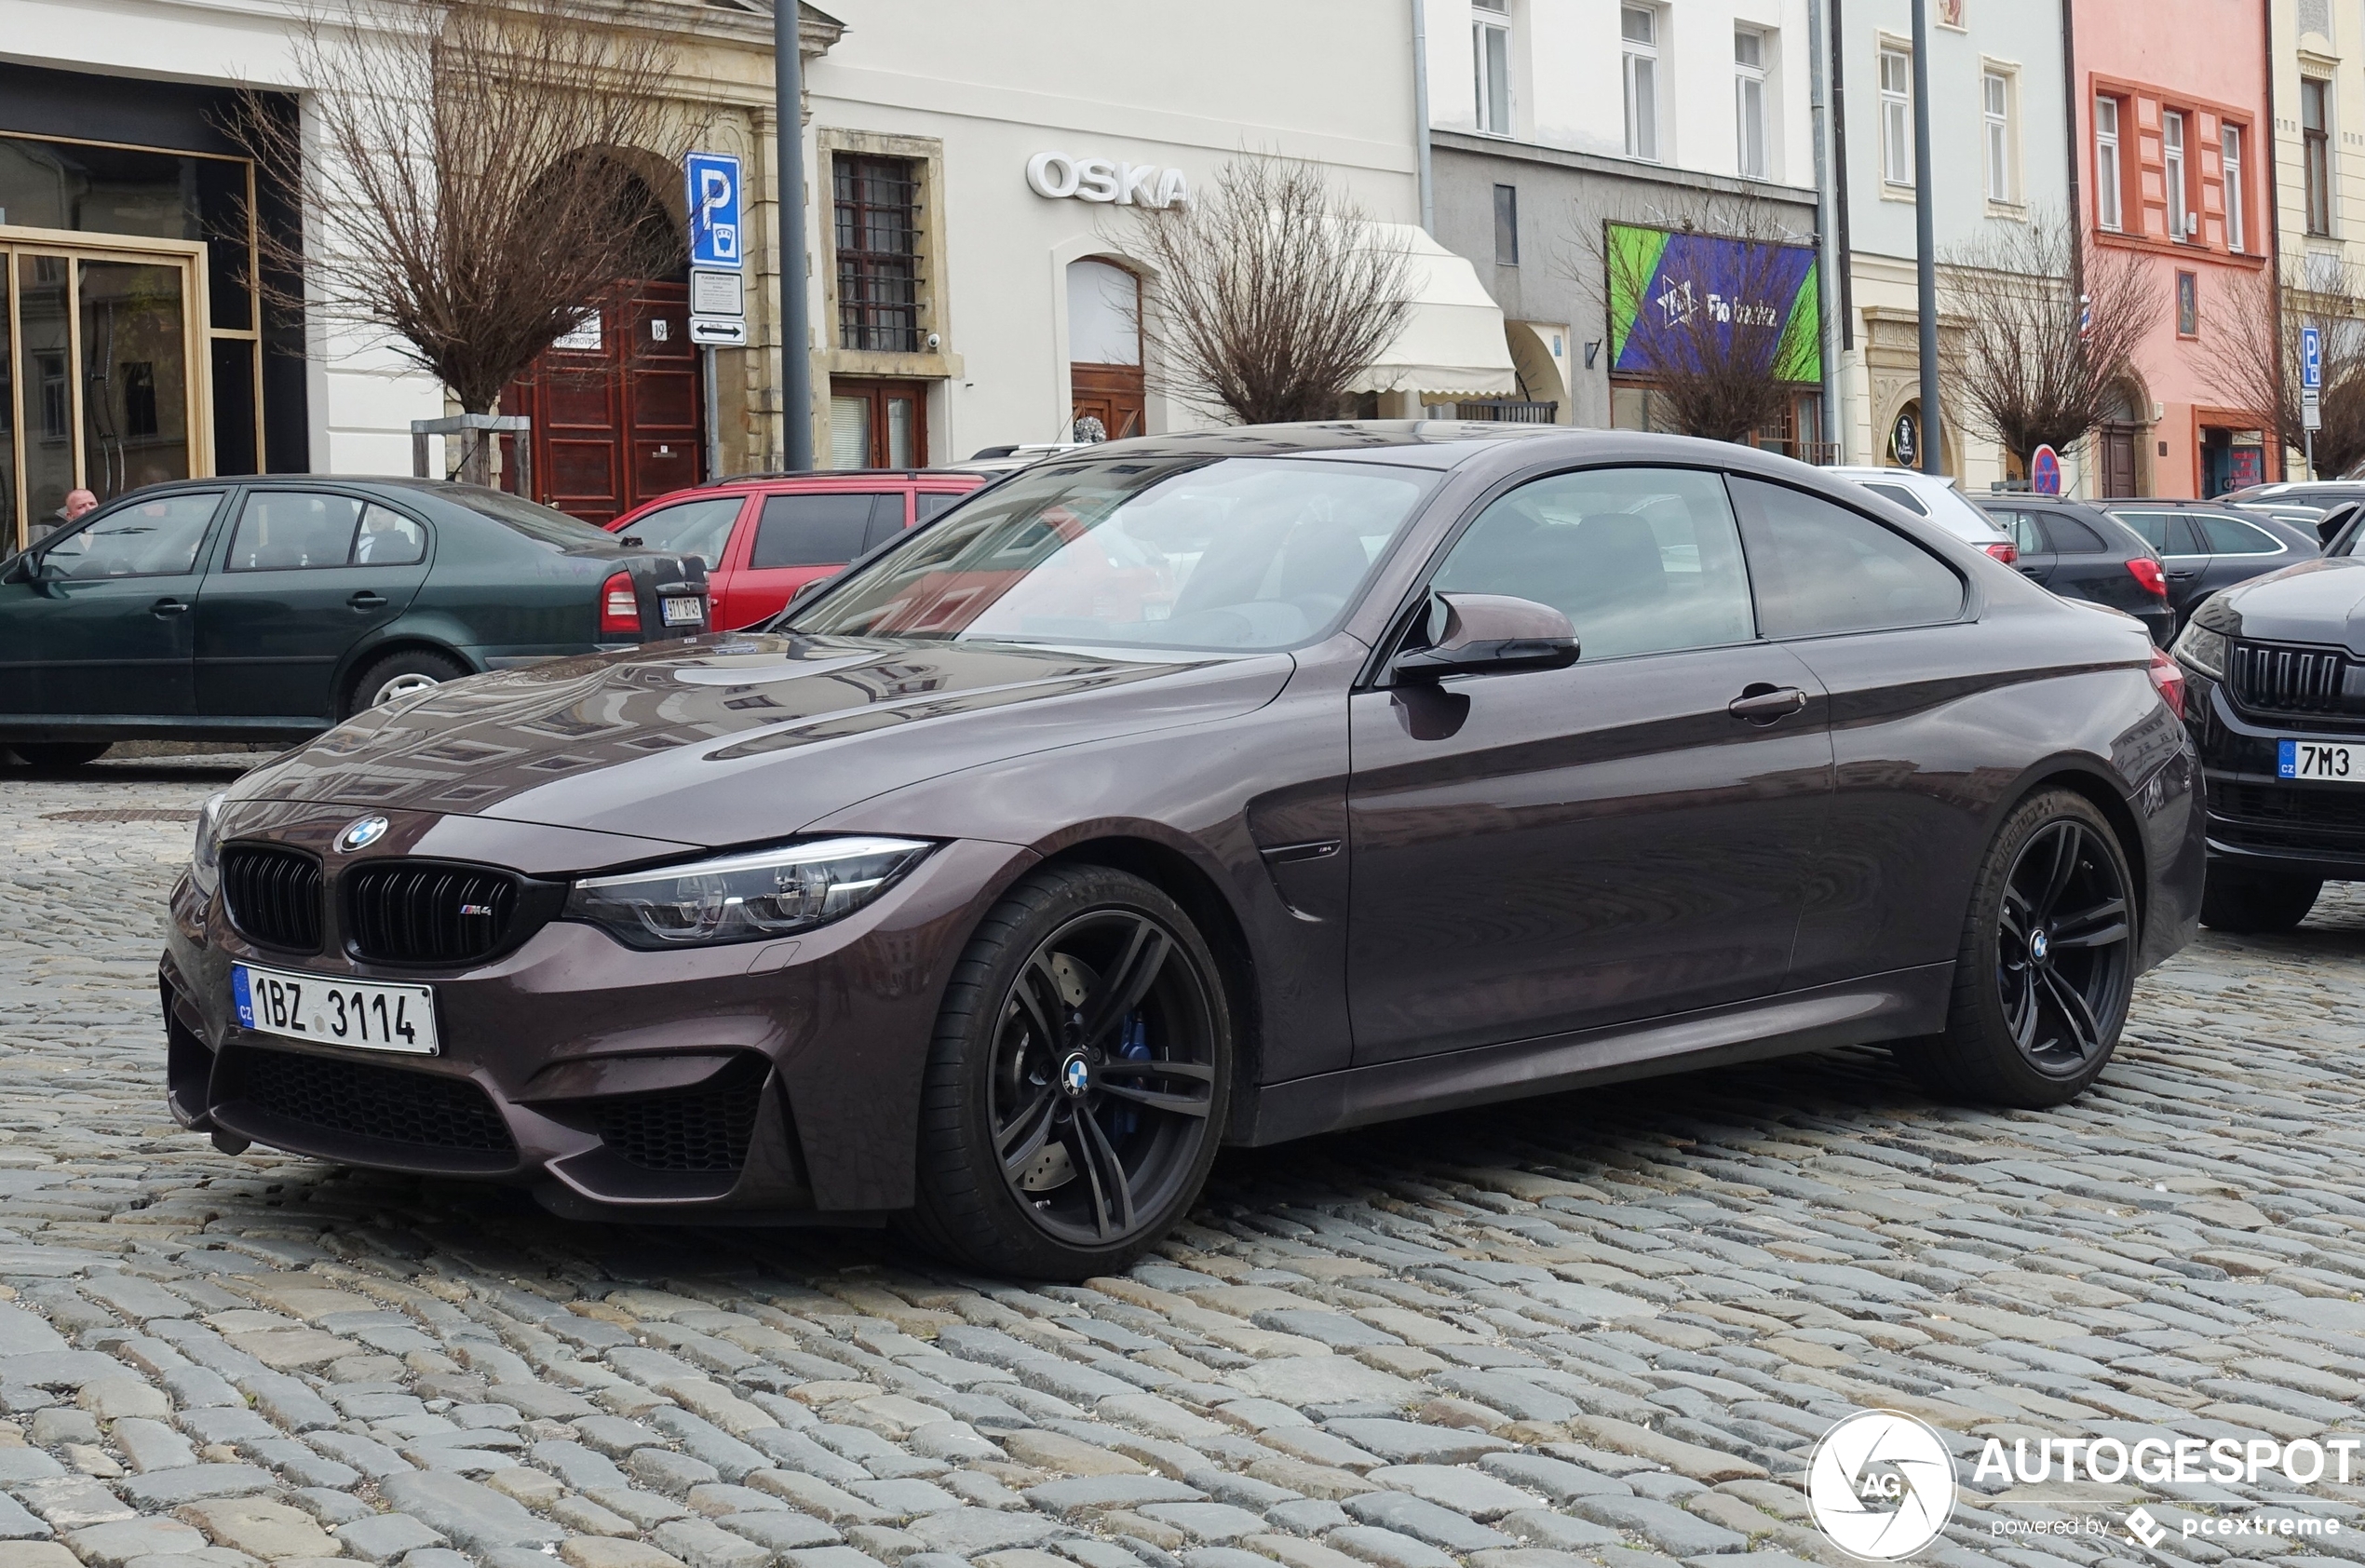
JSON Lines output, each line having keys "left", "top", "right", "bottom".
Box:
{"left": 782, "top": 456, "right": 1436, "bottom": 652}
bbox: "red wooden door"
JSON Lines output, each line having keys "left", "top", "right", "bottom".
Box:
{"left": 506, "top": 280, "right": 703, "bottom": 523}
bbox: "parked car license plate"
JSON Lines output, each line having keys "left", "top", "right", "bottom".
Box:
{"left": 661, "top": 596, "right": 703, "bottom": 627}
{"left": 232, "top": 964, "right": 438, "bottom": 1055}
{"left": 2278, "top": 739, "right": 2364, "bottom": 782}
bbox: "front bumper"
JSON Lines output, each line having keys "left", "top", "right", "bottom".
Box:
{"left": 2186, "top": 673, "right": 2365, "bottom": 881}
{"left": 160, "top": 804, "right": 1031, "bottom": 1219}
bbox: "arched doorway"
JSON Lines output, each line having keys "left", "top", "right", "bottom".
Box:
{"left": 502, "top": 158, "right": 702, "bottom": 522}
{"left": 2098, "top": 379, "right": 2147, "bottom": 498}
{"left": 1067, "top": 258, "right": 1143, "bottom": 441}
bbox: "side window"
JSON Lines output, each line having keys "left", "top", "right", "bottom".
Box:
{"left": 751, "top": 493, "right": 876, "bottom": 569}
{"left": 2115, "top": 510, "right": 2203, "bottom": 555}
{"left": 623, "top": 496, "right": 743, "bottom": 568}
{"left": 914, "top": 491, "right": 967, "bottom": 524}
{"left": 1731, "top": 476, "right": 1965, "bottom": 638}
{"left": 226, "top": 492, "right": 365, "bottom": 572}
{"left": 860, "top": 493, "right": 910, "bottom": 553}
{"left": 40, "top": 492, "right": 223, "bottom": 579}
{"left": 352, "top": 505, "right": 427, "bottom": 566}
{"left": 1861, "top": 481, "right": 1929, "bottom": 516}
{"left": 1999, "top": 511, "right": 2042, "bottom": 555}
{"left": 2196, "top": 513, "right": 2284, "bottom": 554}
{"left": 2044, "top": 513, "right": 2109, "bottom": 553}
{"left": 1431, "top": 467, "right": 1756, "bottom": 660}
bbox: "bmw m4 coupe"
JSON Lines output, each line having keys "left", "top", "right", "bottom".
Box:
{"left": 161, "top": 426, "right": 2203, "bottom": 1278}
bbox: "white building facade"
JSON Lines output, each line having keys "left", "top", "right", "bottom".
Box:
{"left": 1421, "top": 0, "right": 1826, "bottom": 443}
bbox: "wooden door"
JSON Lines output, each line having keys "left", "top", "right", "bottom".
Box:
{"left": 2102, "top": 426, "right": 2139, "bottom": 498}
{"left": 506, "top": 279, "right": 703, "bottom": 523}
{"left": 1071, "top": 363, "right": 1145, "bottom": 441}
{"left": 827, "top": 378, "right": 929, "bottom": 468}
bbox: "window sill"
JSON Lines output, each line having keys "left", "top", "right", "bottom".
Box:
{"left": 1879, "top": 182, "right": 1918, "bottom": 202}
{"left": 1985, "top": 198, "right": 2029, "bottom": 221}
{"left": 828, "top": 346, "right": 965, "bottom": 380}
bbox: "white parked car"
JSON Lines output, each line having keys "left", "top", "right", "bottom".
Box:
{"left": 1828, "top": 466, "right": 2020, "bottom": 564}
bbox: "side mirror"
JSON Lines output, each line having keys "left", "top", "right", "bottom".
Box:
{"left": 0, "top": 554, "right": 29, "bottom": 586}
{"left": 2318, "top": 506, "right": 2358, "bottom": 547}
{"left": 1391, "top": 592, "right": 1579, "bottom": 682}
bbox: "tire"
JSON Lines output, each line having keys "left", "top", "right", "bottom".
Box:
{"left": 2199, "top": 867, "right": 2320, "bottom": 933}
{"left": 11, "top": 742, "right": 109, "bottom": 770}
{"left": 345, "top": 649, "right": 466, "bottom": 719}
{"left": 902, "top": 864, "right": 1232, "bottom": 1279}
{"left": 1902, "top": 789, "right": 2137, "bottom": 1108}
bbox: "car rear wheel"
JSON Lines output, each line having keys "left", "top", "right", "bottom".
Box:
{"left": 1903, "top": 789, "right": 2136, "bottom": 1107}
{"left": 11, "top": 742, "right": 110, "bottom": 770}
{"left": 2199, "top": 867, "right": 2320, "bottom": 933}
{"left": 345, "top": 650, "right": 466, "bottom": 719}
{"left": 905, "top": 865, "right": 1230, "bottom": 1279}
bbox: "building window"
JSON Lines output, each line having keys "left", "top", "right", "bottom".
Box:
{"left": 2223, "top": 124, "right": 2245, "bottom": 252}
{"left": 2304, "top": 78, "right": 2332, "bottom": 236}
{"left": 1473, "top": 0, "right": 1512, "bottom": 136}
{"left": 2176, "top": 270, "right": 2198, "bottom": 337}
{"left": 1493, "top": 183, "right": 1520, "bottom": 265}
{"left": 1982, "top": 71, "right": 2012, "bottom": 201}
{"left": 833, "top": 154, "right": 921, "bottom": 352}
{"left": 1735, "top": 28, "right": 1769, "bottom": 179}
{"left": 2163, "top": 111, "right": 2188, "bottom": 241}
{"left": 1623, "top": 7, "right": 1660, "bottom": 161}
{"left": 1879, "top": 47, "right": 1912, "bottom": 187}
{"left": 2095, "top": 97, "right": 2123, "bottom": 231}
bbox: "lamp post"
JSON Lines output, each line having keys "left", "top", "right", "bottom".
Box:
{"left": 775, "top": 0, "right": 814, "bottom": 471}
{"left": 1911, "top": 0, "right": 1940, "bottom": 476}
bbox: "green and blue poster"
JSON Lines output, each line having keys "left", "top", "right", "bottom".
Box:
{"left": 1605, "top": 223, "right": 1822, "bottom": 385}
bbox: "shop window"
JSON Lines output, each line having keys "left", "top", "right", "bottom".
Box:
{"left": 2304, "top": 79, "right": 2332, "bottom": 237}
{"left": 833, "top": 154, "right": 922, "bottom": 353}
{"left": 1880, "top": 47, "right": 1912, "bottom": 188}
{"left": 2094, "top": 96, "right": 2123, "bottom": 232}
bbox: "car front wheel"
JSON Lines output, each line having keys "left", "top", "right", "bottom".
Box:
{"left": 905, "top": 865, "right": 1231, "bottom": 1279}
{"left": 1904, "top": 789, "right": 2136, "bottom": 1107}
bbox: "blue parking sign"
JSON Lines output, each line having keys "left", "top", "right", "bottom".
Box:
{"left": 684, "top": 153, "right": 743, "bottom": 271}
{"left": 2304, "top": 325, "right": 2322, "bottom": 391}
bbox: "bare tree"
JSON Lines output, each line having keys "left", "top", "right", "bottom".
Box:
{"left": 1565, "top": 196, "right": 1821, "bottom": 445}
{"left": 1938, "top": 212, "right": 2156, "bottom": 470}
{"left": 226, "top": 0, "right": 691, "bottom": 423}
{"left": 2202, "top": 262, "right": 2365, "bottom": 480}
{"left": 1121, "top": 157, "right": 1414, "bottom": 425}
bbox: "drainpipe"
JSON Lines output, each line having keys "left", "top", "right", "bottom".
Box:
{"left": 2061, "top": 0, "right": 2083, "bottom": 494}
{"left": 1808, "top": 0, "right": 1841, "bottom": 460}
{"left": 776, "top": 0, "right": 813, "bottom": 471}
{"left": 1412, "top": 0, "right": 1435, "bottom": 234}
{"left": 1912, "top": 0, "right": 1940, "bottom": 475}
{"left": 2264, "top": 0, "right": 2290, "bottom": 480}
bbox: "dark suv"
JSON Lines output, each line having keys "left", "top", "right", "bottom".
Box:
{"left": 1975, "top": 495, "right": 2173, "bottom": 644}
{"left": 2173, "top": 518, "right": 2365, "bottom": 929}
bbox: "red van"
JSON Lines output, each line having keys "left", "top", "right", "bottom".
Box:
{"left": 604, "top": 471, "right": 991, "bottom": 630}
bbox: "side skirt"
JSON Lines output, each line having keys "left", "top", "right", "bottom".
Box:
{"left": 1237, "top": 964, "right": 1955, "bottom": 1147}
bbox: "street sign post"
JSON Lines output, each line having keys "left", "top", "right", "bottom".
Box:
{"left": 2304, "top": 324, "right": 2324, "bottom": 476}
{"left": 683, "top": 152, "right": 746, "bottom": 480}
{"left": 2030, "top": 444, "right": 2061, "bottom": 496}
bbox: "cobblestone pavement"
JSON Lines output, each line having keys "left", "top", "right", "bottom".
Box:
{"left": 1, "top": 756, "right": 2362, "bottom": 1568}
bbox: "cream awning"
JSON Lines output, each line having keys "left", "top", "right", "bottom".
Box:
{"left": 1347, "top": 223, "right": 1519, "bottom": 400}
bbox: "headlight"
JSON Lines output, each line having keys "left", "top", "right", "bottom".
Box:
{"left": 563, "top": 836, "right": 932, "bottom": 950}
{"left": 2173, "top": 622, "right": 2228, "bottom": 680}
{"left": 190, "top": 792, "right": 227, "bottom": 898}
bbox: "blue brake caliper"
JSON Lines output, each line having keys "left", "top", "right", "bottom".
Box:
{"left": 1108, "top": 1013, "right": 1150, "bottom": 1139}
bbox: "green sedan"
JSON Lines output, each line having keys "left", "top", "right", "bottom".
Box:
{"left": 0, "top": 478, "right": 707, "bottom": 766}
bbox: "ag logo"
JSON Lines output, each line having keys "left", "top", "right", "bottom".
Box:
{"left": 1808, "top": 1410, "right": 1957, "bottom": 1560}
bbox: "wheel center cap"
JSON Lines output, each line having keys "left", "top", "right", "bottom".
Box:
{"left": 2030, "top": 929, "right": 2050, "bottom": 964}
{"left": 1059, "top": 1053, "right": 1092, "bottom": 1099}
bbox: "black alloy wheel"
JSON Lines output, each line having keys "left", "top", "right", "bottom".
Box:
{"left": 907, "top": 865, "right": 1230, "bottom": 1277}
{"left": 1906, "top": 789, "right": 2136, "bottom": 1107}
{"left": 1994, "top": 818, "right": 2134, "bottom": 1076}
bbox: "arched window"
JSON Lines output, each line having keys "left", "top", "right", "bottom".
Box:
{"left": 1066, "top": 259, "right": 1143, "bottom": 441}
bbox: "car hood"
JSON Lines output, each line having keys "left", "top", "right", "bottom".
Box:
{"left": 233, "top": 634, "right": 1291, "bottom": 855}
{"left": 2208, "top": 557, "right": 2365, "bottom": 653}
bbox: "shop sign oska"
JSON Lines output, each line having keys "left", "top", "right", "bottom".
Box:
{"left": 1027, "top": 153, "right": 1191, "bottom": 209}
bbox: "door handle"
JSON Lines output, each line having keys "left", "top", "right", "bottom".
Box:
{"left": 150, "top": 598, "right": 189, "bottom": 617}
{"left": 1729, "top": 684, "right": 1808, "bottom": 723}
{"left": 347, "top": 590, "right": 387, "bottom": 610}
{"left": 2017, "top": 565, "right": 2045, "bottom": 577}
{"left": 2167, "top": 569, "right": 2198, "bottom": 580}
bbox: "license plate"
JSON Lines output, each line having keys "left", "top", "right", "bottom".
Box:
{"left": 232, "top": 964, "right": 438, "bottom": 1055}
{"left": 661, "top": 596, "right": 703, "bottom": 627}
{"left": 2278, "top": 738, "right": 2364, "bottom": 782}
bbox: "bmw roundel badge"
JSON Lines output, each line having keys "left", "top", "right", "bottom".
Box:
{"left": 1061, "top": 1055, "right": 1091, "bottom": 1097}
{"left": 336, "top": 816, "right": 391, "bottom": 854}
